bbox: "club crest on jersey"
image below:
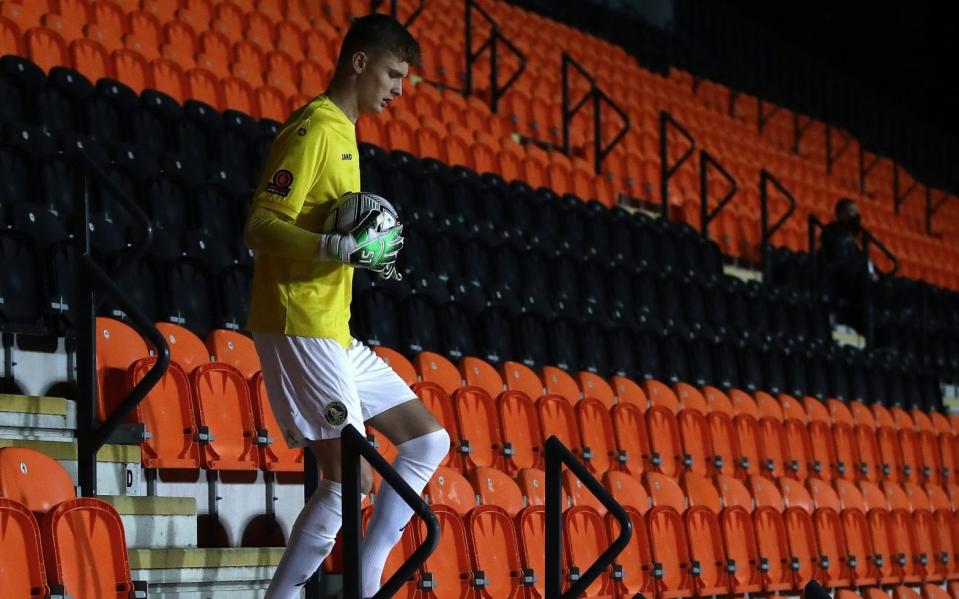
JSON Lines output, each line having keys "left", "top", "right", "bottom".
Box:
{"left": 325, "top": 401, "right": 349, "bottom": 426}
{"left": 266, "top": 169, "right": 294, "bottom": 196}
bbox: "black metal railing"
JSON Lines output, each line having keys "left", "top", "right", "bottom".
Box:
{"left": 699, "top": 150, "right": 738, "bottom": 239}
{"left": 757, "top": 97, "right": 781, "bottom": 135}
{"left": 341, "top": 425, "right": 440, "bottom": 599}
{"left": 464, "top": 0, "right": 526, "bottom": 114}
{"left": 825, "top": 124, "right": 852, "bottom": 175}
{"left": 370, "top": 0, "right": 426, "bottom": 27}
{"left": 925, "top": 187, "right": 956, "bottom": 235}
{"left": 760, "top": 169, "right": 797, "bottom": 281}
{"left": 792, "top": 112, "right": 813, "bottom": 155}
{"left": 893, "top": 162, "right": 922, "bottom": 215}
{"left": 544, "top": 436, "right": 631, "bottom": 599}
{"left": 858, "top": 146, "right": 880, "bottom": 196}
{"left": 659, "top": 111, "right": 696, "bottom": 220}
{"left": 73, "top": 149, "right": 169, "bottom": 497}
{"left": 561, "top": 53, "right": 630, "bottom": 175}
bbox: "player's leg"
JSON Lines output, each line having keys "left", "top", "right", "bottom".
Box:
{"left": 350, "top": 342, "right": 450, "bottom": 596}
{"left": 254, "top": 333, "right": 371, "bottom": 599}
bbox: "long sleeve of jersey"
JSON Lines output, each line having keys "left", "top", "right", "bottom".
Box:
{"left": 243, "top": 204, "right": 324, "bottom": 260}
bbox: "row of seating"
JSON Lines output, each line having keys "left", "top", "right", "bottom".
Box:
{"left": 0, "top": 446, "right": 137, "bottom": 598}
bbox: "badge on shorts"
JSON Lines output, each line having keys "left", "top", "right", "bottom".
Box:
{"left": 265, "top": 169, "right": 294, "bottom": 197}
{"left": 325, "top": 401, "right": 349, "bottom": 426}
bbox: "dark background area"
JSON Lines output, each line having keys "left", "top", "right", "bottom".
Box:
{"left": 723, "top": 1, "right": 959, "bottom": 140}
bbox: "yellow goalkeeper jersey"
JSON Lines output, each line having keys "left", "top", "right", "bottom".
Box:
{"left": 245, "top": 95, "right": 360, "bottom": 346}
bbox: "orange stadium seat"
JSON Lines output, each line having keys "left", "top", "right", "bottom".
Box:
{"left": 516, "top": 505, "right": 547, "bottom": 597}
{"left": 25, "top": 26, "right": 67, "bottom": 73}
{"left": 610, "top": 402, "right": 650, "bottom": 476}
{"left": 563, "top": 470, "right": 605, "bottom": 515}
{"left": 249, "top": 371, "right": 304, "bottom": 473}
{"left": 469, "top": 467, "right": 524, "bottom": 515}
{"left": 191, "top": 362, "right": 259, "bottom": 470}
{"left": 457, "top": 356, "right": 504, "bottom": 399}
{"left": 646, "top": 405, "right": 684, "bottom": 478}
{"left": 607, "top": 506, "right": 655, "bottom": 598}
{"left": 69, "top": 37, "right": 111, "bottom": 81}
{"left": 452, "top": 386, "right": 502, "bottom": 471}
{"left": 413, "top": 504, "right": 474, "bottom": 597}
{"left": 564, "top": 505, "right": 616, "bottom": 597}
{"left": 646, "top": 505, "right": 694, "bottom": 598}
{"left": 496, "top": 390, "right": 541, "bottom": 473}
{"left": 463, "top": 505, "right": 525, "bottom": 599}
{"left": 537, "top": 394, "right": 583, "bottom": 464}
{"left": 733, "top": 413, "right": 762, "bottom": 477}
{"left": 41, "top": 498, "right": 134, "bottom": 598}
{"left": 0, "top": 497, "right": 49, "bottom": 597}
{"left": 424, "top": 466, "right": 475, "bottom": 516}
{"left": 500, "top": 360, "right": 543, "bottom": 401}
{"left": 612, "top": 375, "right": 648, "bottom": 407}
{"left": 752, "top": 506, "right": 794, "bottom": 592}
{"left": 677, "top": 407, "right": 712, "bottom": 476}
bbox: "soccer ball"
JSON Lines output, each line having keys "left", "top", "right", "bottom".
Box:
{"left": 323, "top": 191, "right": 399, "bottom": 236}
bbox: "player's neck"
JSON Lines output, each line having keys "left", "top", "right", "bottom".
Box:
{"left": 325, "top": 78, "right": 360, "bottom": 124}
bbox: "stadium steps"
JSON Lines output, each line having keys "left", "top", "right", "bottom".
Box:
{"left": 0, "top": 393, "right": 74, "bottom": 441}
{"left": 100, "top": 495, "right": 199, "bottom": 549}
{"left": 128, "top": 547, "right": 284, "bottom": 598}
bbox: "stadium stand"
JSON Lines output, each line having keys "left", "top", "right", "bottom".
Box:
{"left": 0, "top": 0, "right": 957, "bottom": 597}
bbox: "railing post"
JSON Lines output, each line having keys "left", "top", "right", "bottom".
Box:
{"left": 560, "top": 54, "right": 629, "bottom": 176}
{"left": 464, "top": 0, "right": 525, "bottom": 114}
{"left": 759, "top": 170, "right": 797, "bottom": 281}
{"left": 659, "top": 111, "right": 696, "bottom": 221}
{"left": 699, "top": 150, "right": 739, "bottom": 240}
{"left": 341, "top": 425, "right": 441, "bottom": 599}
{"left": 544, "top": 438, "right": 563, "bottom": 599}
{"left": 543, "top": 436, "right": 631, "bottom": 599}
{"left": 75, "top": 172, "right": 97, "bottom": 498}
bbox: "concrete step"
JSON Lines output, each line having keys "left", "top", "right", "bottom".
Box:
{"left": 0, "top": 437, "right": 144, "bottom": 496}
{"left": 0, "top": 393, "right": 75, "bottom": 441}
{"left": 129, "top": 547, "right": 286, "bottom": 598}
{"left": 100, "top": 495, "right": 198, "bottom": 549}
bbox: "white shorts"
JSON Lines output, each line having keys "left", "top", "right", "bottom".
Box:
{"left": 252, "top": 333, "right": 417, "bottom": 447}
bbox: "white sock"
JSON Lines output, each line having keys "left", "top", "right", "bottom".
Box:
{"left": 360, "top": 429, "right": 450, "bottom": 597}
{"left": 265, "top": 479, "right": 345, "bottom": 599}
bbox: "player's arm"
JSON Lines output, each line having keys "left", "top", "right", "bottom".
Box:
{"left": 243, "top": 119, "right": 351, "bottom": 263}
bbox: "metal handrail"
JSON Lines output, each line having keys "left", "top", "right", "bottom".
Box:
{"left": 544, "top": 436, "right": 631, "bottom": 599}
{"left": 370, "top": 0, "right": 426, "bottom": 27}
{"left": 73, "top": 149, "right": 169, "bottom": 497}
{"left": 699, "top": 149, "right": 738, "bottom": 239}
{"left": 561, "top": 52, "right": 630, "bottom": 175}
{"left": 464, "top": 0, "right": 526, "bottom": 114}
{"left": 858, "top": 145, "right": 880, "bottom": 195}
{"left": 341, "top": 425, "right": 440, "bottom": 599}
{"left": 760, "top": 169, "right": 797, "bottom": 280}
{"left": 926, "top": 187, "right": 956, "bottom": 235}
{"left": 893, "top": 163, "right": 922, "bottom": 215}
{"left": 825, "top": 124, "right": 852, "bottom": 175}
{"left": 659, "top": 110, "right": 696, "bottom": 220}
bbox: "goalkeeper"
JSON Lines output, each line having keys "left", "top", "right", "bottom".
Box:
{"left": 243, "top": 14, "right": 449, "bottom": 599}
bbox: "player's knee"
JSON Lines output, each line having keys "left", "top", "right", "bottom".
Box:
{"left": 360, "top": 462, "right": 374, "bottom": 495}
{"left": 413, "top": 428, "right": 450, "bottom": 467}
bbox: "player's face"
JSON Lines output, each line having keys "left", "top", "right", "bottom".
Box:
{"left": 356, "top": 51, "right": 408, "bottom": 114}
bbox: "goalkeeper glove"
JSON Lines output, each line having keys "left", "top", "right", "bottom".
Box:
{"left": 319, "top": 221, "right": 404, "bottom": 273}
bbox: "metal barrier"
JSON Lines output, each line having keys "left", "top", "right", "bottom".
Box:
{"left": 464, "top": 0, "right": 526, "bottom": 114}
{"left": 73, "top": 149, "right": 169, "bottom": 497}
{"left": 825, "top": 124, "right": 852, "bottom": 175}
{"left": 560, "top": 53, "right": 630, "bottom": 175}
{"left": 925, "top": 187, "right": 956, "bottom": 235}
{"left": 544, "top": 436, "right": 631, "bottom": 599}
{"left": 340, "top": 425, "right": 440, "bottom": 599}
{"left": 699, "top": 149, "right": 738, "bottom": 239}
{"left": 759, "top": 169, "right": 797, "bottom": 280}
{"left": 659, "top": 110, "right": 696, "bottom": 219}
{"left": 893, "top": 162, "right": 922, "bottom": 215}
{"left": 370, "top": 0, "right": 426, "bottom": 27}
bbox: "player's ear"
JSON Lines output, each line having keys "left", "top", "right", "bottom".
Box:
{"left": 352, "top": 51, "right": 368, "bottom": 74}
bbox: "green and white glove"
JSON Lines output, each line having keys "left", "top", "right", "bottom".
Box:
{"left": 318, "top": 217, "right": 404, "bottom": 274}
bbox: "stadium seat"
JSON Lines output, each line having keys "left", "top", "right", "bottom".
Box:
{"left": 0, "top": 497, "right": 48, "bottom": 597}
{"left": 516, "top": 505, "right": 547, "bottom": 598}
{"left": 458, "top": 356, "right": 505, "bottom": 398}
{"left": 564, "top": 505, "right": 615, "bottom": 597}
{"left": 371, "top": 346, "right": 417, "bottom": 387}
{"left": 889, "top": 508, "right": 923, "bottom": 583}
{"left": 469, "top": 467, "right": 524, "bottom": 515}
{"left": 537, "top": 394, "right": 584, "bottom": 464}
{"left": 682, "top": 471, "right": 722, "bottom": 512}
{"left": 733, "top": 413, "right": 762, "bottom": 477}
{"left": 0, "top": 448, "right": 74, "bottom": 513}
{"left": 704, "top": 410, "right": 738, "bottom": 478}
{"left": 155, "top": 321, "right": 210, "bottom": 372}
{"left": 413, "top": 504, "right": 474, "bottom": 598}
{"left": 191, "top": 362, "right": 259, "bottom": 470}
{"left": 782, "top": 505, "right": 819, "bottom": 590}
{"left": 452, "top": 385, "right": 502, "bottom": 471}
{"left": 128, "top": 357, "right": 201, "bottom": 469}
{"left": 501, "top": 360, "right": 544, "bottom": 401}
{"left": 249, "top": 371, "right": 304, "bottom": 473}
{"left": 751, "top": 506, "right": 794, "bottom": 592}
{"left": 646, "top": 505, "right": 694, "bottom": 598}
{"left": 425, "top": 466, "right": 475, "bottom": 516}
{"left": 606, "top": 506, "right": 654, "bottom": 598}
{"left": 206, "top": 329, "right": 259, "bottom": 378}
{"left": 41, "top": 498, "right": 134, "bottom": 598}
{"left": 464, "top": 505, "right": 525, "bottom": 599}
{"left": 496, "top": 390, "right": 541, "bottom": 473}
{"left": 575, "top": 397, "right": 616, "bottom": 475}
{"left": 758, "top": 416, "right": 788, "bottom": 478}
